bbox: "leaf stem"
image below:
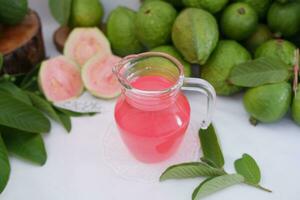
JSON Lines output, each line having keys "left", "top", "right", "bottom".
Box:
{"left": 247, "top": 183, "right": 272, "bottom": 193}
{"left": 293, "top": 49, "right": 299, "bottom": 95}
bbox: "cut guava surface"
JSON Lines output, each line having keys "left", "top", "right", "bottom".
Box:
{"left": 39, "top": 56, "right": 84, "bottom": 102}
{"left": 81, "top": 53, "right": 121, "bottom": 99}
{"left": 64, "top": 27, "right": 111, "bottom": 66}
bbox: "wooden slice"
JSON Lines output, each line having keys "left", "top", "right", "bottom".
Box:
{"left": 0, "top": 10, "right": 45, "bottom": 75}
{"left": 53, "top": 26, "right": 71, "bottom": 53}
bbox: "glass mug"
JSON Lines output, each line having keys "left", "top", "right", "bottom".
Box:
{"left": 113, "top": 52, "right": 216, "bottom": 163}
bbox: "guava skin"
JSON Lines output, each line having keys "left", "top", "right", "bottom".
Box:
{"left": 221, "top": 2, "right": 258, "bottom": 41}
{"left": 201, "top": 40, "right": 251, "bottom": 96}
{"left": 243, "top": 82, "right": 292, "bottom": 123}
{"left": 245, "top": 24, "right": 273, "bottom": 54}
{"left": 234, "top": 0, "right": 272, "bottom": 19}
{"left": 255, "top": 39, "right": 297, "bottom": 69}
{"left": 151, "top": 45, "right": 192, "bottom": 77}
{"left": 292, "top": 84, "right": 300, "bottom": 125}
{"left": 135, "top": 1, "right": 177, "bottom": 49}
{"left": 69, "top": 0, "right": 104, "bottom": 27}
{"left": 182, "top": 0, "right": 229, "bottom": 14}
{"left": 172, "top": 8, "right": 219, "bottom": 65}
{"left": 267, "top": 2, "right": 300, "bottom": 37}
{"left": 107, "top": 6, "right": 144, "bottom": 56}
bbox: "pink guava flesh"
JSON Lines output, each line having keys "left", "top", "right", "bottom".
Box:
{"left": 82, "top": 54, "right": 121, "bottom": 98}
{"left": 39, "top": 56, "right": 83, "bottom": 102}
{"left": 64, "top": 28, "right": 111, "bottom": 66}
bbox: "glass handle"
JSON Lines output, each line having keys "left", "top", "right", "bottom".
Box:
{"left": 182, "top": 78, "right": 216, "bottom": 129}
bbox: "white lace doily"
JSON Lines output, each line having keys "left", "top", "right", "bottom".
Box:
{"left": 102, "top": 121, "right": 200, "bottom": 183}
{"left": 54, "top": 92, "right": 115, "bottom": 113}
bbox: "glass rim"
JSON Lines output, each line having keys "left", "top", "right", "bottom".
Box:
{"left": 113, "top": 52, "right": 185, "bottom": 95}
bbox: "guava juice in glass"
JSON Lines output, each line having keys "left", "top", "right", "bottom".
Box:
{"left": 113, "top": 52, "right": 216, "bottom": 163}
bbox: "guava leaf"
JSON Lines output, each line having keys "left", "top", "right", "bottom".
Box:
{"left": 49, "top": 0, "right": 73, "bottom": 25}
{"left": 57, "top": 112, "right": 72, "bottom": 133}
{"left": 160, "top": 162, "right": 225, "bottom": 181}
{"left": 229, "top": 57, "right": 291, "bottom": 87}
{"left": 1, "top": 127, "right": 47, "bottom": 165}
{"left": 234, "top": 154, "right": 261, "bottom": 185}
{"left": 0, "top": 81, "right": 32, "bottom": 105}
{"left": 0, "top": 91, "right": 50, "bottom": 133}
{"left": 199, "top": 124, "right": 224, "bottom": 169}
{"left": 0, "top": 134, "right": 10, "bottom": 193}
{"left": 0, "top": 53, "right": 3, "bottom": 71}
{"left": 192, "top": 174, "right": 244, "bottom": 200}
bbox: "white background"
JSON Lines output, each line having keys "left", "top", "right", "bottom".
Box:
{"left": 2, "top": 0, "right": 300, "bottom": 200}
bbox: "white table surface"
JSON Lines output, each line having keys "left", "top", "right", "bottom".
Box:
{"left": 2, "top": 1, "right": 300, "bottom": 200}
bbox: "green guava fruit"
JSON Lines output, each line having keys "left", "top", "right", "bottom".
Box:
{"left": 267, "top": 2, "right": 300, "bottom": 37}
{"left": 172, "top": 8, "right": 219, "bottom": 65}
{"left": 245, "top": 24, "right": 273, "bottom": 53}
{"left": 151, "top": 45, "right": 192, "bottom": 77}
{"left": 81, "top": 53, "right": 121, "bottom": 99}
{"left": 243, "top": 82, "right": 292, "bottom": 123}
{"left": 292, "top": 84, "right": 300, "bottom": 125}
{"left": 0, "top": 0, "right": 28, "bottom": 25}
{"left": 69, "top": 0, "right": 104, "bottom": 27}
{"left": 135, "top": 1, "right": 177, "bottom": 49}
{"left": 234, "top": 0, "right": 272, "bottom": 19}
{"left": 64, "top": 27, "right": 111, "bottom": 66}
{"left": 182, "top": 0, "right": 229, "bottom": 14}
{"left": 221, "top": 2, "right": 258, "bottom": 41}
{"left": 201, "top": 40, "right": 251, "bottom": 96}
{"left": 255, "top": 39, "right": 297, "bottom": 68}
{"left": 107, "top": 6, "right": 144, "bottom": 56}
{"left": 39, "top": 56, "right": 84, "bottom": 103}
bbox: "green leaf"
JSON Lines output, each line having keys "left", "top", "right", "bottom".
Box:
{"left": 0, "top": 53, "right": 3, "bottom": 71}
{"left": 49, "top": 0, "right": 73, "bottom": 25}
{"left": 229, "top": 57, "right": 291, "bottom": 87}
{"left": 0, "top": 81, "right": 32, "bottom": 105}
{"left": 160, "top": 162, "right": 225, "bottom": 181}
{"left": 234, "top": 154, "right": 261, "bottom": 185}
{"left": 19, "top": 64, "right": 40, "bottom": 91}
{"left": 199, "top": 124, "right": 224, "bottom": 169}
{"left": 0, "top": 134, "right": 10, "bottom": 193}
{"left": 57, "top": 112, "right": 72, "bottom": 133}
{"left": 56, "top": 107, "right": 97, "bottom": 117}
{"left": 0, "top": 91, "right": 50, "bottom": 133}
{"left": 1, "top": 127, "right": 47, "bottom": 165}
{"left": 27, "top": 92, "right": 72, "bottom": 132}
{"left": 192, "top": 174, "right": 244, "bottom": 200}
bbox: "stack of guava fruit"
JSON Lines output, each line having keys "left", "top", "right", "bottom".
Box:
{"left": 47, "top": 0, "right": 300, "bottom": 126}
{"left": 104, "top": 0, "right": 300, "bottom": 126}
{"left": 39, "top": 27, "right": 121, "bottom": 102}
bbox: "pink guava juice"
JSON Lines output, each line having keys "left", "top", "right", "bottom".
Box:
{"left": 114, "top": 75, "right": 191, "bottom": 163}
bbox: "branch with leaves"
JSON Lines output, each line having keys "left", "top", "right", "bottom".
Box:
{"left": 160, "top": 124, "right": 271, "bottom": 200}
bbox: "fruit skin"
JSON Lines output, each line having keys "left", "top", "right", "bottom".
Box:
{"left": 172, "top": 8, "right": 219, "bottom": 65}
{"left": 69, "top": 0, "right": 104, "bottom": 27}
{"left": 81, "top": 53, "right": 121, "bottom": 99}
{"left": 292, "top": 84, "right": 300, "bottom": 125}
{"left": 255, "top": 39, "right": 296, "bottom": 68}
{"left": 107, "top": 6, "right": 144, "bottom": 56}
{"left": 151, "top": 45, "right": 192, "bottom": 77}
{"left": 64, "top": 27, "right": 111, "bottom": 66}
{"left": 135, "top": 1, "right": 177, "bottom": 49}
{"left": 267, "top": 2, "right": 300, "bottom": 37}
{"left": 221, "top": 2, "right": 258, "bottom": 41}
{"left": 243, "top": 82, "right": 292, "bottom": 123}
{"left": 0, "top": 0, "right": 28, "bottom": 25}
{"left": 235, "top": 0, "right": 272, "bottom": 19}
{"left": 182, "top": 0, "right": 229, "bottom": 14}
{"left": 245, "top": 24, "right": 273, "bottom": 54}
{"left": 39, "top": 56, "right": 84, "bottom": 103}
{"left": 201, "top": 40, "right": 251, "bottom": 96}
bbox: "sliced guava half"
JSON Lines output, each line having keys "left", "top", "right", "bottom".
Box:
{"left": 81, "top": 53, "right": 121, "bottom": 99}
{"left": 64, "top": 27, "right": 112, "bottom": 66}
{"left": 39, "top": 56, "right": 84, "bottom": 102}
